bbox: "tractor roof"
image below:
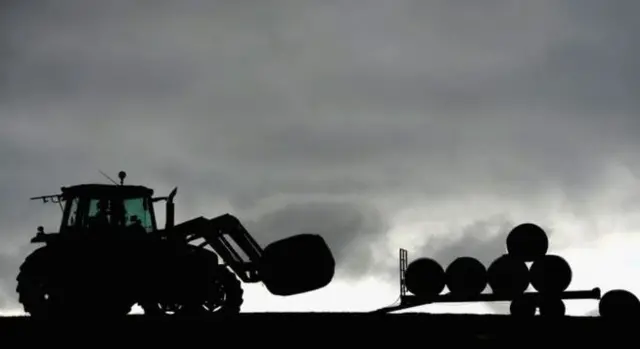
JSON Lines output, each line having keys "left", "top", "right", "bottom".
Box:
{"left": 60, "top": 184, "right": 154, "bottom": 200}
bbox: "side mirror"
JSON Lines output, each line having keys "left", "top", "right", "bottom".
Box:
{"left": 37, "top": 226, "right": 44, "bottom": 234}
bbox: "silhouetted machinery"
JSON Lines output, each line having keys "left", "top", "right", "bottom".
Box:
{"left": 374, "top": 223, "right": 640, "bottom": 317}
{"left": 17, "top": 171, "right": 335, "bottom": 318}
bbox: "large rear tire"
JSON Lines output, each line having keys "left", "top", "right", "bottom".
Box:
{"left": 17, "top": 245, "right": 134, "bottom": 319}
{"left": 16, "top": 246, "right": 61, "bottom": 318}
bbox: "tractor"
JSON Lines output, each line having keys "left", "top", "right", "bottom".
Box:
{"left": 16, "top": 171, "right": 336, "bottom": 318}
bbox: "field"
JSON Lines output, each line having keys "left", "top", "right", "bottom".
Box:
{"left": 0, "top": 312, "right": 632, "bottom": 344}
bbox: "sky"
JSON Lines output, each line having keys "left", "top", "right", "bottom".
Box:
{"left": 1, "top": 0, "right": 639, "bottom": 316}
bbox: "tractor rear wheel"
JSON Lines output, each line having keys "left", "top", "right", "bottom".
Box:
{"left": 17, "top": 245, "right": 134, "bottom": 318}
{"left": 16, "top": 246, "right": 62, "bottom": 318}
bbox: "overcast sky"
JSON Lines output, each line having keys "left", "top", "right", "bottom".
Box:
{"left": 1, "top": 1, "right": 639, "bottom": 315}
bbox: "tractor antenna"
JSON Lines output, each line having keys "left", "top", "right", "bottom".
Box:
{"left": 98, "top": 170, "right": 119, "bottom": 185}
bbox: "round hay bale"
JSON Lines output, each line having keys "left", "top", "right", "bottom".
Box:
{"left": 599, "top": 289, "right": 640, "bottom": 318}
{"left": 259, "top": 234, "right": 335, "bottom": 296}
{"left": 506, "top": 223, "right": 549, "bottom": 262}
{"left": 405, "top": 258, "right": 446, "bottom": 298}
{"left": 487, "top": 254, "right": 529, "bottom": 298}
{"left": 445, "top": 257, "right": 487, "bottom": 297}
{"left": 539, "top": 297, "right": 566, "bottom": 317}
{"left": 529, "top": 254, "right": 572, "bottom": 294}
{"left": 510, "top": 296, "right": 537, "bottom": 317}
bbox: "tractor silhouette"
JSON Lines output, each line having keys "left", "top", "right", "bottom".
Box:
{"left": 17, "top": 171, "right": 335, "bottom": 318}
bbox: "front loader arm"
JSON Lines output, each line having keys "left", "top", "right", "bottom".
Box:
{"left": 164, "top": 214, "right": 264, "bottom": 283}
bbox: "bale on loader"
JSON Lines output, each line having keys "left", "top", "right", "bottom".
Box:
{"left": 259, "top": 234, "right": 335, "bottom": 296}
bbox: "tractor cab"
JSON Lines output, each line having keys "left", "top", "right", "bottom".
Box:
{"left": 58, "top": 183, "right": 158, "bottom": 234}
{"left": 30, "top": 171, "right": 177, "bottom": 244}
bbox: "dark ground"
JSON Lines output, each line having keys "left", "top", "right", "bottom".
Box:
{"left": 0, "top": 312, "right": 633, "bottom": 345}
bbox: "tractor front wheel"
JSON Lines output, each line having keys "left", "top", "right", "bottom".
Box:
{"left": 199, "top": 266, "right": 244, "bottom": 314}
{"left": 150, "top": 266, "right": 244, "bottom": 316}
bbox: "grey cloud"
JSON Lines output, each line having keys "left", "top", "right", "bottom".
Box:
{"left": 244, "top": 200, "right": 388, "bottom": 279}
{"left": 1, "top": 1, "right": 639, "bottom": 312}
{"left": 424, "top": 216, "right": 519, "bottom": 267}
{"left": 373, "top": 216, "right": 520, "bottom": 289}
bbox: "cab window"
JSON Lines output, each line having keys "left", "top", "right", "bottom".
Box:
{"left": 65, "top": 197, "right": 80, "bottom": 227}
{"left": 123, "top": 197, "right": 154, "bottom": 232}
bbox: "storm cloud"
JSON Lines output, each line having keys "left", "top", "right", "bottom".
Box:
{"left": 1, "top": 1, "right": 639, "bottom": 313}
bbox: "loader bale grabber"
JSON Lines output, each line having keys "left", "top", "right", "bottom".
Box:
{"left": 164, "top": 214, "right": 265, "bottom": 284}
{"left": 16, "top": 171, "right": 336, "bottom": 318}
